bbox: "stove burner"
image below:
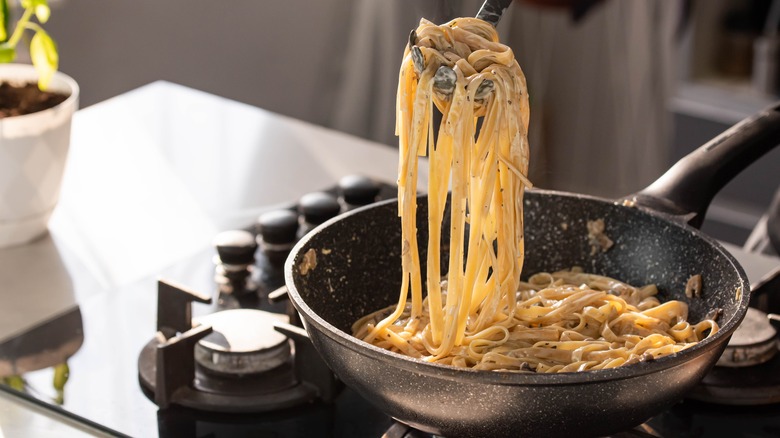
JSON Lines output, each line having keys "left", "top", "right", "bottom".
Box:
{"left": 138, "top": 280, "right": 338, "bottom": 413}
{"left": 689, "top": 307, "right": 780, "bottom": 405}
{"left": 194, "top": 309, "right": 291, "bottom": 375}
{"left": 717, "top": 307, "right": 778, "bottom": 367}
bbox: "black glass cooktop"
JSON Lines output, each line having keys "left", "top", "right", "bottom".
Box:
{"left": 2, "top": 181, "right": 780, "bottom": 437}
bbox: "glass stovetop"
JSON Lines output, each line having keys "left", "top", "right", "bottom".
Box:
{"left": 3, "top": 232, "right": 780, "bottom": 438}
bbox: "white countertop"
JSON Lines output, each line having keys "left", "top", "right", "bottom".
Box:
{"left": 52, "top": 80, "right": 416, "bottom": 292}
{"left": 0, "top": 387, "right": 108, "bottom": 437}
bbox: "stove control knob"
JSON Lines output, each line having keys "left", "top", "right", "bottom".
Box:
{"left": 258, "top": 209, "right": 299, "bottom": 246}
{"left": 339, "top": 174, "right": 381, "bottom": 209}
{"left": 214, "top": 230, "right": 257, "bottom": 266}
{"left": 258, "top": 209, "right": 300, "bottom": 267}
{"left": 299, "top": 192, "right": 341, "bottom": 229}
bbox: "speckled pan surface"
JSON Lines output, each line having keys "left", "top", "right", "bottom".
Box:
{"left": 284, "top": 190, "right": 750, "bottom": 438}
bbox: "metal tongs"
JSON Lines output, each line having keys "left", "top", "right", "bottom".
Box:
{"left": 409, "top": 0, "right": 514, "bottom": 99}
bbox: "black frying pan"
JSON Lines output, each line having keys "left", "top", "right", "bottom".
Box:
{"left": 284, "top": 103, "right": 780, "bottom": 438}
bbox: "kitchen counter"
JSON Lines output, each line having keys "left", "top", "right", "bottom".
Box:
{"left": 0, "top": 385, "right": 110, "bottom": 437}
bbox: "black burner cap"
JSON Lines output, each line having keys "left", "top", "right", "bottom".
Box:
{"left": 299, "top": 192, "right": 341, "bottom": 225}
{"left": 214, "top": 230, "right": 257, "bottom": 265}
{"left": 258, "top": 210, "right": 299, "bottom": 245}
{"left": 339, "top": 175, "right": 380, "bottom": 206}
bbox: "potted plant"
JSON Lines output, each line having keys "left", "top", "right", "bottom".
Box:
{"left": 0, "top": 0, "right": 79, "bottom": 248}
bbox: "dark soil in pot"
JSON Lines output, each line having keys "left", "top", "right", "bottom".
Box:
{"left": 0, "top": 81, "right": 68, "bottom": 118}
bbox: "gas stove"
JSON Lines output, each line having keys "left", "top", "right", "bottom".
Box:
{"left": 2, "top": 176, "right": 780, "bottom": 437}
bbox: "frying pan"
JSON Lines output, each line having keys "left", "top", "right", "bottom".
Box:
{"left": 284, "top": 103, "right": 780, "bottom": 438}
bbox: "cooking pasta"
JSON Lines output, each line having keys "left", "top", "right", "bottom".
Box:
{"left": 351, "top": 17, "right": 718, "bottom": 372}
{"left": 354, "top": 267, "right": 719, "bottom": 371}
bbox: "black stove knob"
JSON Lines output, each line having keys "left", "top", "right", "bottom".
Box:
{"left": 299, "top": 192, "right": 341, "bottom": 226}
{"left": 339, "top": 174, "right": 381, "bottom": 207}
{"left": 213, "top": 230, "right": 257, "bottom": 266}
{"left": 258, "top": 209, "right": 299, "bottom": 245}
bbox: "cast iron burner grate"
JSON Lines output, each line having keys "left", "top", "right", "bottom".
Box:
{"left": 688, "top": 307, "right": 780, "bottom": 405}
{"left": 689, "top": 268, "right": 780, "bottom": 405}
{"left": 138, "top": 279, "right": 338, "bottom": 413}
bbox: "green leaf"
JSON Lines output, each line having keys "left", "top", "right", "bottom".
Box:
{"left": 2, "top": 375, "right": 26, "bottom": 392}
{"left": 30, "top": 29, "right": 58, "bottom": 90}
{"left": 53, "top": 362, "right": 69, "bottom": 391}
{"left": 0, "top": 0, "right": 8, "bottom": 42}
{"left": 0, "top": 42, "right": 14, "bottom": 62}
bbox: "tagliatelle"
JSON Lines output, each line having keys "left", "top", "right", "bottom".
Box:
{"left": 351, "top": 17, "right": 718, "bottom": 372}
{"left": 354, "top": 266, "right": 719, "bottom": 371}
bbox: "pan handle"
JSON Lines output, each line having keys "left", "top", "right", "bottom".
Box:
{"left": 630, "top": 102, "right": 780, "bottom": 229}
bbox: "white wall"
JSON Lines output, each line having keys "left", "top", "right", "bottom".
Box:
{"left": 46, "top": 0, "right": 354, "bottom": 129}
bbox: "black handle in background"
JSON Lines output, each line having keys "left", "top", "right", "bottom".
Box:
{"left": 631, "top": 102, "right": 780, "bottom": 229}
{"left": 476, "top": 0, "right": 514, "bottom": 27}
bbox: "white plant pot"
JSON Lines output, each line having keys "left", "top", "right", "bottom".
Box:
{"left": 0, "top": 64, "right": 79, "bottom": 248}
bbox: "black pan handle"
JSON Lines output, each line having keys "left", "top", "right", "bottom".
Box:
{"left": 630, "top": 102, "right": 780, "bottom": 229}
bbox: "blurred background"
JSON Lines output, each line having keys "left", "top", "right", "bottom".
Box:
{"left": 29, "top": 0, "right": 780, "bottom": 246}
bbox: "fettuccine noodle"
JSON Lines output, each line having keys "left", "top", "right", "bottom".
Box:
{"left": 352, "top": 17, "right": 718, "bottom": 372}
